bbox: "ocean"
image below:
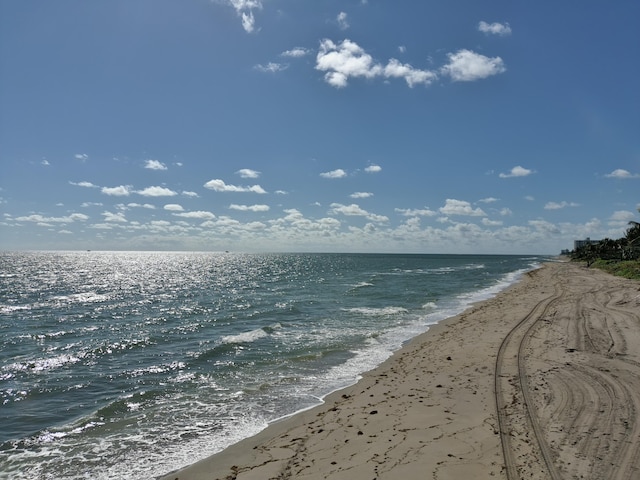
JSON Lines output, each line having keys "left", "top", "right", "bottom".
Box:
{"left": 0, "top": 251, "right": 545, "bottom": 479}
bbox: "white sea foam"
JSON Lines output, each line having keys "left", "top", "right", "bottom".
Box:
{"left": 220, "top": 328, "right": 268, "bottom": 344}
{"left": 343, "top": 306, "right": 408, "bottom": 316}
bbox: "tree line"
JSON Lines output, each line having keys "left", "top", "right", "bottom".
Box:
{"left": 571, "top": 208, "right": 640, "bottom": 267}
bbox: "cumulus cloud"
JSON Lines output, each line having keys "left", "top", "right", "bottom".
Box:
{"left": 228, "top": 0, "right": 262, "bottom": 33}
{"left": 439, "top": 199, "right": 487, "bottom": 216}
{"left": 102, "top": 185, "right": 131, "bottom": 196}
{"left": 365, "top": 164, "right": 382, "bottom": 173}
{"left": 164, "top": 204, "right": 185, "bottom": 211}
{"left": 70, "top": 181, "right": 98, "bottom": 188}
{"left": 15, "top": 213, "right": 89, "bottom": 223}
{"left": 182, "top": 191, "right": 199, "bottom": 197}
{"left": 75, "top": 153, "right": 88, "bottom": 161}
{"left": 145, "top": 159, "right": 167, "bottom": 170}
{"left": 609, "top": 210, "right": 637, "bottom": 228}
{"left": 605, "top": 168, "right": 640, "bottom": 179}
{"left": 255, "top": 62, "right": 288, "bottom": 73}
{"left": 41, "top": 159, "right": 50, "bottom": 166}
{"left": 329, "top": 203, "right": 389, "bottom": 223}
{"left": 482, "top": 218, "right": 503, "bottom": 226}
{"left": 337, "top": 12, "right": 349, "bottom": 30}
{"left": 350, "top": 192, "right": 373, "bottom": 199}
{"left": 102, "top": 211, "right": 127, "bottom": 222}
{"left": 229, "top": 204, "right": 270, "bottom": 212}
{"left": 320, "top": 169, "right": 347, "bottom": 179}
{"left": 204, "top": 179, "right": 267, "bottom": 193}
{"left": 137, "top": 186, "right": 178, "bottom": 197}
{"left": 479, "top": 197, "right": 499, "bottom": 203}
{"left": 281, "top": 47, "right": 311, "bottom": 58}
{"left": 395, "top": 207, "right": 437, "bottom": 217}
{"left": 441, "top": 49, "right": 506, "bottom": 81}
{"left": 478, "top": 21, "right": 512, "bottom": 36}
{"left": 544, "top": 201, "right": 580, "bottom": 210}
{"left": 383, "top": 58, "right": 438, "bottom": 87}
{"left": 236, "top": 168, "right": 261, "bottom": 178}
{"left": 125, "top": 203, "right": 156, "bottom": 209}
{"left": 499, "top": 166, "right": 534, "bottom": 178}
{"left": 174, "top": 211, "right": 216, "bottom": 220}
{"left": 315, "top": 39, "right": 436, "bottom": 88}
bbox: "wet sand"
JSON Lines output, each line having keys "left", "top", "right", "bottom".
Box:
{"left": 159, "top": 261, "right": 640, "bottom": 480}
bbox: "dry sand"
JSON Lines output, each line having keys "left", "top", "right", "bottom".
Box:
{"left": 159, "top": 261, "right": 640, "bottom": 480}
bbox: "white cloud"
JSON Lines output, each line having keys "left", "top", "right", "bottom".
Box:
{"left": 70, "top": 181, "right": 98, "bottom": 188}
{"left": 441, "top": 49, "right": 506, "bottom": 82}
{"left": 605, "top": 168, "right": 640, "bottom": 179}
{"left": 500, "top": 208, "right": 513, "bottom": 216}
{"left": 204, "top": 179, "right": 267, "bottom": 193}
{"left": 398, "top": 45, "right": 406, "bottom": 54}
{"left": 439, "top": 199, "right": 487, "bottom": 216}
{"left": 395, "top": 207, "right": 437, "bottom": 217}
{"left": 478, "top": 21, "right": 512, "bottom": 36}
{"left": 226, "top": 0, "right": 262, "bottom": 33}
{"left": 229, "top": 204, "right": 270, "bottom": 212}
{"left": 281, "top": 47, "right": 311, "bottom": 58}
{"left": 479, "top": 197, "right": 499, "bottom": 203}
{"left": 74, "top": 153, "right": 88, "bottom": 161}
{"left": 127, "top": 203, "right": 156, "bottom": 209}
{"left": 337, "top": 12, "right": 349, "bottom": 30}
{"left": 482, "top": 218, "right": 503, "bottom": 226}
{"left": 164, "top": 204, "right": 185, "bottom": 211}
{"left": 255, "top": 62, "right": 288, "bottom": 73}
{"left": 544, "top": 201, "right": 580, "bottom": 210}
{"left": 137, "top": 186, "right": 178, "bottom": 197}
{"left": 383, "top": 58, "right": 437, "bottom": 87}
{"left": 499, "top": 166, "right": 534, "bottom": 178}
{"left": 320, "top": 168, "right": 347, "bottom": 179}
{"left": 365, "top": 164, "right": 382, "bottom": 173}
{"left": 15, "top": 213, "right": 89, "bottom": 223}
{"left": 315, "top": 39, "right": 435, "bottom": 88}
{"left": 145, "top": 159, "right": 167, "bottom": 171}
{"left": 236, "top": 168, "right": 261, "bottom": 178}
{"left": 182, "top": 191, "right": 199, "bottom": 197}
{"left": 174, "top": 211, "right": 216, "bottom": 220}
{"left": 81, "top": 202, "right": 103, "bottom": 208}
{"left": 41, "top": 159, "right": 50, "bottom": 166}
{"left": 329, "top": 203, "right": 389, "bottom": 223}
{"left": 609, "top": 210, "right": 637, "bottom": 228}
{"left": 102, "top": 185, "right": 131, "bottom": 196}
{"left": 102, "top": 211, "right": 127, "bottom": 223}
{"left": 350, "top": 192, "right": 373, "bottom": 199}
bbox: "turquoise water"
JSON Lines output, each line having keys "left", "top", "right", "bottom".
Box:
{"left": 0, "top": 252, "right": 545, "bottom": 479}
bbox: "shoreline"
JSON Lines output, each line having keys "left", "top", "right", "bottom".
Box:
{"left": 160, "top": 261, "right": 640, "bottom": 480}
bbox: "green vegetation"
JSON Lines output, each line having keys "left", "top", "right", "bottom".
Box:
{"left": 570, "top": 207, "right": 640, "bottom": 280}
{"left": 590, "top": 259, "right": 640, "bottom": 280}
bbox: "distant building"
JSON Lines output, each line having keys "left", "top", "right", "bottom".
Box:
{"left": 574, "top": 237, "right": 601, "bottom": 250}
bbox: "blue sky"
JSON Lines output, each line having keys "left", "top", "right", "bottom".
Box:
{"left": 1, "top": 1, "right": 638, "bottom": 254}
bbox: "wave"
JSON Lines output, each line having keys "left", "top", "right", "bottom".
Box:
{"left": 343, "top": 306, "right": 408, "bottom": 316}
{"left": 2, "top": 353, "right": 83, "bottom": 375}
{"left": 50, "top": 292, "right": 110, "bottom": 304}
{"left": 220, "top": 327, "right": 269, "bottom": 345}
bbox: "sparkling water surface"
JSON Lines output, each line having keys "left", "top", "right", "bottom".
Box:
{"left": 0, "top": 251, "right": 545, "bottom": 479}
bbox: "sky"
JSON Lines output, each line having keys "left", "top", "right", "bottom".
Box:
{"left": 1, "top": 0, "right": 639, "bottom": 254}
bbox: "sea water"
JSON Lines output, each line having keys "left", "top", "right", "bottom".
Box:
{"left": 0, "top": 251, "right": 545, "bottom": 479}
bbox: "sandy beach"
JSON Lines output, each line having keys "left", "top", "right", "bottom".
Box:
{"left": 159, "top": 261, "right": 640, "bottom": 480}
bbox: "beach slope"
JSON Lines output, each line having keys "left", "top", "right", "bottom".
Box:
{"left": 160, "top": 262, "right": 640, "bottom": 480}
